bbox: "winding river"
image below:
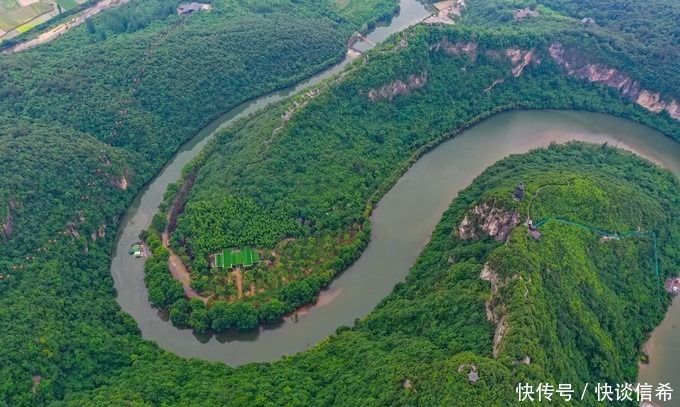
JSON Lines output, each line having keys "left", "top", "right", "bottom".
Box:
{"left": 110, "top": 0, "right": 680, "bottom": 396}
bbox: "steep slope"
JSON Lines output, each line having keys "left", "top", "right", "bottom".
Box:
{"left": 2, "top": 0, "right": 680, "bottom": 405}
{"left": 68, "top": 144, "right": 680, "bottom": 406}
{"left": 159, "top": 22, "right": 680, "bottom": 331}
{"left": 0, "top": 0, "right": 399, "bottom": 403}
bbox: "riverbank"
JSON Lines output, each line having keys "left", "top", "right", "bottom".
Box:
{"left": 106, "top": 0, "right": 680, "bottom": 376}
{"left": 108, "top": 0, "right": 433, "bottom": 363}
{"left": 110, "top": 108, "right": 680, "bottom": 366}
{"left": 159, "top": 168, "right": 208, "bottom": 302}
{"left": 639, "top": 295, "right": 680, "bottom": 407}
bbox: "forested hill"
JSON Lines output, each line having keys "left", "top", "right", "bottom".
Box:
{"left": 68, "top": 144, "right": 680, "bottom": 405}
{"left": 0, "top": 0, "right": 397, "bottom": 253}
{"left": 161, "top": 16, "right": 680, "bottom": 332}
{"left": 2, "top": 0, "right": 680, "bottom": 405}
{"left": 0, "top": 0, "right": 398, "bottom": 404}
{"left": 464, "top": 0, "right": 680, "bottom": 101}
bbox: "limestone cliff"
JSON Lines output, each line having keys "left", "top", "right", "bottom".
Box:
{"left": 429, "top": 39, "right": 478, "bottom": 60}
{"left": 458, "top": 201, "right": 520, "bottom": 242}
{"left": 367, "top": 72, "right": 428, "bottom": 102}
{"left": 549, "top": 42, "right": 680, "bottom": 121}
{"left": 506, "top": 48, "right": 540, "bottom": 77}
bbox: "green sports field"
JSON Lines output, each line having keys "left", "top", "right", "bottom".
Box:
{"left": 215, "top": 247, "right": 260, "bottom": 268}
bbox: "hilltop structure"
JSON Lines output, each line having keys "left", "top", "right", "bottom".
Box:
{"left": 177, "top": 2, "right": 212, "bottom": 15}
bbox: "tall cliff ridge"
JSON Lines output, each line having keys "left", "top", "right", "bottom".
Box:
{"left": 549, "top": 42, "right": 680, "bottom": 121}
{"left": 423, "top": 39, "right": 680, "bottom": 122}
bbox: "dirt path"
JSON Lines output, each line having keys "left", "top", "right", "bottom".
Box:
{"left": 162, "top": 229, "right": 207, "bottom": 303}
{"left": 157, "top": 168, "right": 207, "bottom": 302}
{"left": 233, "top": 268, "right": 243, "bottom": 299}
{"left": 3, "top": 0, "right": 131, "bottom": 54}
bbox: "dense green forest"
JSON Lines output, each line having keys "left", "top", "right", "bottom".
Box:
{"left": 66, "top": 144, "right": 680, "bottom": 405}
{"left": 161, "top": 16, "right": 680, "bottom": 330}
{"left": 0, "top": 0, "right": 399, "bottom": 403}
{"left": 2, "top": 0, "right": 680, "bottom": 405}
{"left": 463, "top": 0, "right": 680, "bottom": 100}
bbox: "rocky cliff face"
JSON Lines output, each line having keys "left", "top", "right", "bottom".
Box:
{"left": 549, "top": 42, "right": 680, "bottom": 121}
{"left": 108, "top": 168, "right": 135, "bottom": 191}
{"left": 372, "top": 39, "right": 680, "bottom": 122}
{"left": 429, "top": 39, "right": 478, "bottom": 60}
{"left": 110, "top": 174, "right": 129, "bottom": 190}
{"left": 430, "top": 40, "right": 541, "bottom": 80}
{"left": 367, "top": 72, "right": 428, "bottom": 102}
{"left": 2, "top": 212, "right": 13, "bottom": 240}
{"left": 458, "top": 201, "right": 520, "bottom": 242}
{"left": 2, "top": 199, "right": 17, "bottom": 240}
{"left": 480, "top": 263, "right": 514, "bottom": 359}
{"left": 506, "top": 48, "right": 540, "bottom": 77}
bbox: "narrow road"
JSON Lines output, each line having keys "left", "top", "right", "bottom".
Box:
{"left": 162, "top": 229, "right": 208, "bottom": 303}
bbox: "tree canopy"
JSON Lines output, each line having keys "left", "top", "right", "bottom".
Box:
{"left": 2, "top": 0, "right": 680, "bottom": 405}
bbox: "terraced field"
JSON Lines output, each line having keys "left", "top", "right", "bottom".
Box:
{"left": 0, "top": 0, "right": 85, "bottom": 40}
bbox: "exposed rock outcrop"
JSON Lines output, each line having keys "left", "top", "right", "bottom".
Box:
{"left": 484, "top": 78, "right": 504, "bottom": 92}
{"left": 109, "top": 170, "right": 132, "bottom": 190}
{"left": 113, "top": 175, "right": 128, "bottom": 190}
{"left": 458, "top": 201, "right": 520, "bottom": 242}
{"left": 2, "top": 199, "right": 16, "bottom": 240}
{"left": 432, "top": 42, "right": 539, "bottom": 81}
{"left": 514, "top": 7, "right": 539, "bottom": 21}
{"left": 506, "top": 48, "right": 540, "bottom": 77}
{"left": 480, "top": 263, "right": 507, "bottom": 359}
{"left": 549, "top": 42, "right": 680, "bottom": 121}
{"left": 97, "top": 224, "right": 106, "bottom": 238}
{"left": 31, "top": 375, "right": 41, "bottom": 394}
{"left": 66, "top": 222, "right": 80, "bottom": 238}
{"left": 367, "top": 72, "right": 428, "bottom": 102}
{"left": 2, "top": 213, "right": 12, "bottom": 239}
{"left": 457, "top": 363, "right": 478, "bottom": 373}
{"left": 429, "top": 39, "right": 478, "bottom": 61}
{"left": 512, "top": 356, "right": 531, "bottom": 365}
{"left": 480, "top": 263, "right": 499, "bottom": 322}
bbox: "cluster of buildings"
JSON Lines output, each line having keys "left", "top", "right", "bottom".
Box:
{"left": 664, "top": 277, "right": 680, "bottom": 295}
